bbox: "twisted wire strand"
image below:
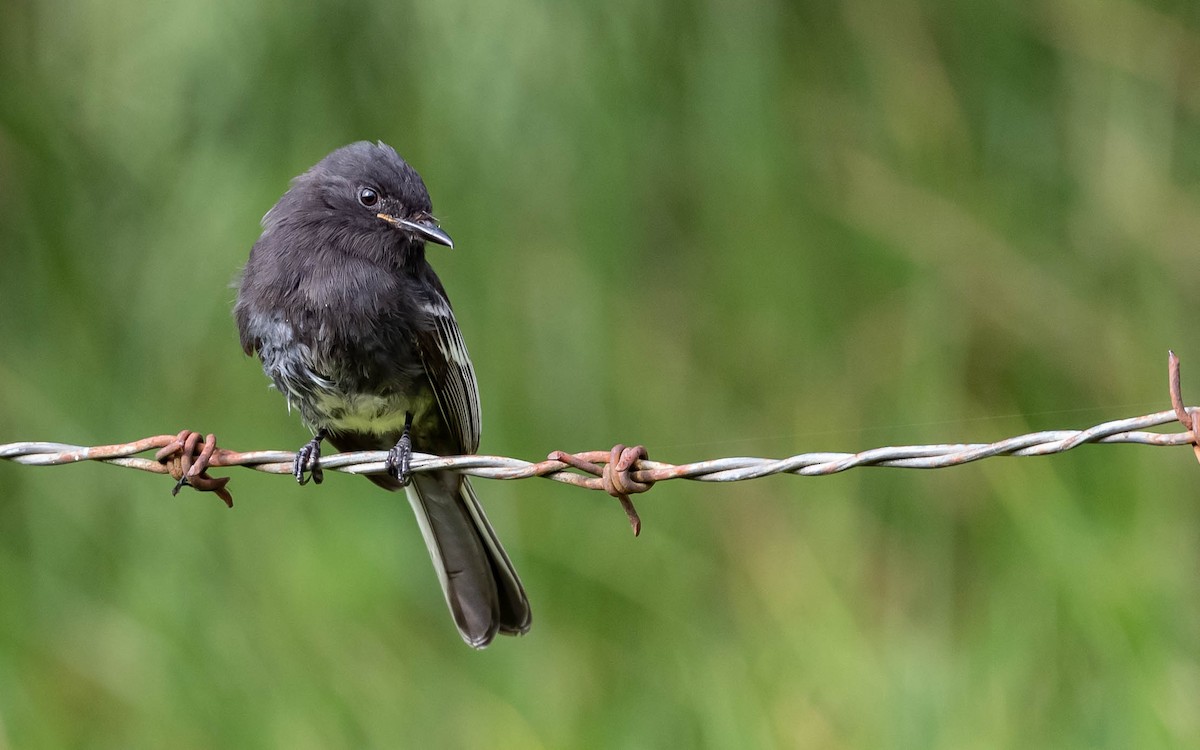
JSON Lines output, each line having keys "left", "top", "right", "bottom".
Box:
{"left": 0, "top": 408, "right": 1192, "bottom": 485}
{"left": 3, "top": 352, "right": 1197, "bottom": 526}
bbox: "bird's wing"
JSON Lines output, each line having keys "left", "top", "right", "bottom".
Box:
{"left": 414, "top": 295, "right": 482, "bottom": 455}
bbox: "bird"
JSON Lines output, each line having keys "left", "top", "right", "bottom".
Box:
{"left": 233, "top": 141, "right": 531, "bottom": 648}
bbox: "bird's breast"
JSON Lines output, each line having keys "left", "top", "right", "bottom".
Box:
{"left": 313, "top": 388, "right": 434, "bottom": 436}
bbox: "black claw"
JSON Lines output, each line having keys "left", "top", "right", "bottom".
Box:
{"left": 386, "top": 413, "right": 415, "bottom": 486}
{"left": 294, "top": 431, "right": 326, "bottom": 486}
{"left": 387, "top": 433, "right": 412, "bottom": 486}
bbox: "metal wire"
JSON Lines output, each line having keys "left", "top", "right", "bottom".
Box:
{"left": 0, "top": 408, "right": 1192, "bottom": 480}
{"left": 2, "top": 353, "right": 1197, "bottom": 529}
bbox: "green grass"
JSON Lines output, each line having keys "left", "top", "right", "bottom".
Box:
{"left": 2, "top": 0, "right": 1199, "bottom": 747}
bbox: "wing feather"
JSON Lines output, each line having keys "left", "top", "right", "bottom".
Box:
{"left": 414, "top": 297, "right": 481, "bottom": 454}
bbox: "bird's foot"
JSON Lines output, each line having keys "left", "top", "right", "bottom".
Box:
{"left": 386, "top": 413, "right": 415, "bottom": 486}
{"left": 294, "top": 430, "right": 326, "bottom": 485}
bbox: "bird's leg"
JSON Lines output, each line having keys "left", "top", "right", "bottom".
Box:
{"left": 294, "top": 429, "right": 327, "bottom": 486}
{"left": 386, "top": 412, "right": 415, "bottom": 486}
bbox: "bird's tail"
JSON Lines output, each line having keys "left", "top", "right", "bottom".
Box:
{"left": 400, "top": 471, "right": 531, "bottom": 648}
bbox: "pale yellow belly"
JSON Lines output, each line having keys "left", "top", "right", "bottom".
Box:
{"left": 313, "top": 390, "right": 433, "bottom": 436}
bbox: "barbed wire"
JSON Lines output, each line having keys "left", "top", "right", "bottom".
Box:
{"left": 3, "top": 352, "right": 1198, "bottom": 534}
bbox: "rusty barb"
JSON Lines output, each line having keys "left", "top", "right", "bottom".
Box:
{"left": 549, "top": 445, "right": 651, "bottom": 536}
{"left": 4, "top": 350, "right": 1200, "bottom": 536}
{"left": 155, "top": 430, "right": 233, "bottom": 508}
{"left": 1168, "top": 350, "right": 1200, "bottom": 466}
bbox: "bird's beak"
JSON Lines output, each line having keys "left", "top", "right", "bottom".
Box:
{"left": 377, "top": 213, "right": 454, "bottom": 248}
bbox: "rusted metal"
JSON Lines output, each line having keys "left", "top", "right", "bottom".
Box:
{"left": 1168, "top": 350, "right": 1200, "bottom": 465}
{"left": 548, "top": 445, "right": 649, "bottom": 536}
{"left": 2, "top": 351, "right": 1198, "bottom": 525}
{"left": 154, "top": 430, "right": 233, "bottom": 507}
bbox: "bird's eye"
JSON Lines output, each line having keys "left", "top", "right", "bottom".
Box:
{"left": 358, "top": 187, "right": 379, "bottom": 207}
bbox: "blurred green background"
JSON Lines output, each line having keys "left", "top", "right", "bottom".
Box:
{"left": 2, "top": 0, "right": 1199, "bottom": 746}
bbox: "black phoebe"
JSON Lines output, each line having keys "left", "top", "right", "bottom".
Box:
{"left": 234, "top": 141, "right": 531, "bottom": 648}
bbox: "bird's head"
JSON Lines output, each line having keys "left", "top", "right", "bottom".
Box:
{"left": 267, "top": 141, "right": 453, "bottom": 256}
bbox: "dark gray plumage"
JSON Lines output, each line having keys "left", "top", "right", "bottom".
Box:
{"left": 234, "top": 141, "right": 531, "bottom": 648}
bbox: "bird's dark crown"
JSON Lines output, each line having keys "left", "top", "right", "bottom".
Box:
{"left": 263, "top": 141, "right": 436, "bottom": 239}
